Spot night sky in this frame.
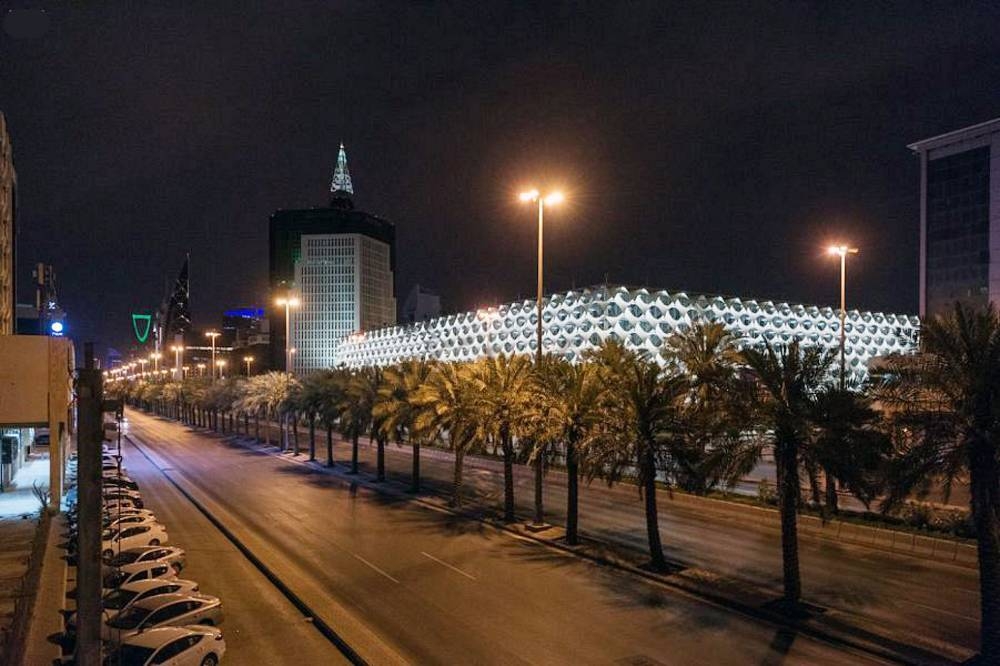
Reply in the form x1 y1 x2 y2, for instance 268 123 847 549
3 2 1000 355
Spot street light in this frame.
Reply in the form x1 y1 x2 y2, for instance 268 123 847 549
519 187 564 528
215 359 227 380
196 363 207 377
827 244 859 389
275 295 301 374
170 345 184 380
244 356 254 376
150 352 161 373
205 331 221 381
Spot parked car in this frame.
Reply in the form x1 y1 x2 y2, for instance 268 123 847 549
106 625 225 666
103 475 140 491
103 488 144 506
105 514 159 533
102 560 178 593
66 578 200 635
34 428 50 446
104 546 186 573
102 523 169 558
102 593 224 645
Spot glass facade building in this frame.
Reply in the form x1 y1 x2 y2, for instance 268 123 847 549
910 118 1000 317
333 285 919 378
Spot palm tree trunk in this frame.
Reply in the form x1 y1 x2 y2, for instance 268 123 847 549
254 412 261 443
308 415 316 461
533 441 545 525
326 426 334 466
566 439 579 545
775 437 802 604
452 448 465 508
376 435 385 482
824 471 839 514
350 432 359 474
502 431 515 522
971 437 1000 660
640 444 666 571
411 440 420 493
292 413 300 455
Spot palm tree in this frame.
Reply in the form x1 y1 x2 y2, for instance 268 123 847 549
529 356 605 545
297 372 331 461
373 360 434 492
726 340 835 607
588 339 689 572
238 372 299 449
471 355 535 522
333 369 366 473
412 362 480 508
876 302 1000 660
347 367 386 480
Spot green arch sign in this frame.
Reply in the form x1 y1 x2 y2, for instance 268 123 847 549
131 313 152 344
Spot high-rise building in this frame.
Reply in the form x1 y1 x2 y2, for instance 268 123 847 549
402 284 441 323
909 117 1000 317
268 143 396 372
0 113 16 336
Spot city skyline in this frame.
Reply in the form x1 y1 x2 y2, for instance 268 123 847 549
4 3 1000 354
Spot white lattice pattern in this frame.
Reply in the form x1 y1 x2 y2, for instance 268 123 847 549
333 286 920 375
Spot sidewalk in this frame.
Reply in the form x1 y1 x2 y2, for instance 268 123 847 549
19 514 68 666
0 453 51 519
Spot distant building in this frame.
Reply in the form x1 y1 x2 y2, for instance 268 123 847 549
0 113 16 336
15 303 38 335
223 307 271 374
909 118 1000 317
402 284 441 324
335 285 920 378
268 144 396 373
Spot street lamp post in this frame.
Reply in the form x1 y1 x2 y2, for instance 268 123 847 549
827 244 859 389
275 295 301 374
205 331 221 381
170 345 184 381
196 363 206 377
150 352 161 373
519 188 564 528
244 356 254 376
216 359 226 380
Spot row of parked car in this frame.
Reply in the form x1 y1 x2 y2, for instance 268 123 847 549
65 444 227 666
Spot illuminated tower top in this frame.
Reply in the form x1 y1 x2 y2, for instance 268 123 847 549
330 142 354 198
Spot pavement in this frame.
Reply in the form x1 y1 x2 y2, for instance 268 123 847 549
0 453 51 519
122 409 913 665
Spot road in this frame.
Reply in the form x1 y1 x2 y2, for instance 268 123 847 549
116 424 348 664
258 413 980 659
123 409 886 665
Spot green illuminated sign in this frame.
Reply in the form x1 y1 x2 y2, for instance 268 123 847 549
131 313 152 344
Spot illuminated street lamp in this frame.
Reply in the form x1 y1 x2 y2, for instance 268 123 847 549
196 363 207 377
150 352 162 373
205 331 221 381
518 187 564 528
827 244 859 389
138 359 148 376
170 345 184 380
275 295 301 374
182 365 190 379
244 355 255 376
215 359 227 380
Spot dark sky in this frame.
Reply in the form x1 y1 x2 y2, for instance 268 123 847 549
3 2 1000 354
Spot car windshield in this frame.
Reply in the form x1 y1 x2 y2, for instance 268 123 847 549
107 605 151 629
109 551 141 567
103 588 138 611
114 644 156 666
103 571 126 589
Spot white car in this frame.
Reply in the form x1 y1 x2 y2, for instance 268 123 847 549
102 523 169 559
102 593 224 645
67 578 200 635
104 546 186 574
103 496 142 511
105 513 158 533
108 625 225 666
102 560 178 593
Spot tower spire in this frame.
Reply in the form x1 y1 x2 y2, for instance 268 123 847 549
330 142 354 196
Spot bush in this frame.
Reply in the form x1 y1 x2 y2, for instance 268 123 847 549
757 479 776 506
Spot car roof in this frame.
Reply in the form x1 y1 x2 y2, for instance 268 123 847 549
115 559 175 575
122 625 218 649
131 592 217 611
119 578 196 593
119 545 180 556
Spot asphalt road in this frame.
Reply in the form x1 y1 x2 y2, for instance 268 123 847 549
262 415 980 658
116 426 348 665
123 410 886 665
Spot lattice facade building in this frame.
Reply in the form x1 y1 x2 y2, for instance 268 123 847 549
333 286 920 376
0 114 16 336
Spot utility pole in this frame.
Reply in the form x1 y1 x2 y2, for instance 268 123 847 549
76 343 103 666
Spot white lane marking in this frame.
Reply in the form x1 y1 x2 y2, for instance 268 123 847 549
420 551 476 581
352 553 400 584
